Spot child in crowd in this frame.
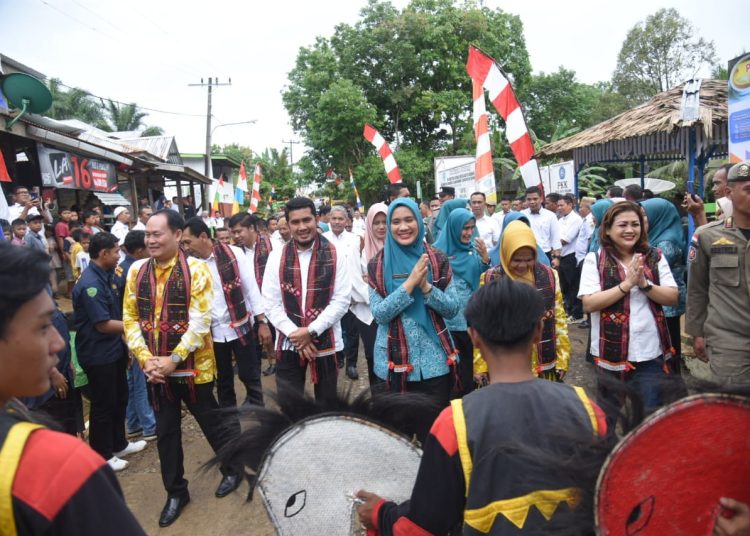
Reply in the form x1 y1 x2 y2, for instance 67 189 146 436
10 218 27 246
70 229 91 280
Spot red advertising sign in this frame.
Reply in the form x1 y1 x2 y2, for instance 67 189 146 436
37 144 118 192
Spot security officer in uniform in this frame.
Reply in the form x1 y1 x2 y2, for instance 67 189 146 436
686 160 750 385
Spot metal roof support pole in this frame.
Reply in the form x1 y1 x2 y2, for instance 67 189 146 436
687 128 698 244
639 155 646 189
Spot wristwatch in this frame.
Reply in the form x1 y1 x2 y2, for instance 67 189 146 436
639 280 654 292
255 316 269 325
170 353 182 363
308 327 319 339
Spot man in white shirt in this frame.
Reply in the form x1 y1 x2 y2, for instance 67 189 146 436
180 217 271 408
522 186 561 268
556 194 584 321
8 185 52 224
110 207 131 245
574 197 596 328
351 210 366 236
470 192 501 250
132 206 152 231
492 196 513 229
262 197 350 404
324 206 364 380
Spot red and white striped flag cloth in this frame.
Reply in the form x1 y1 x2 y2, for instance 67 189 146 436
363 124 402 184
471 77 497 203
250 164 262 213
466 46 541 189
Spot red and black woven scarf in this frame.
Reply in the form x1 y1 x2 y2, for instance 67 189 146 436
368 245 458 392
597 247 673 371
485 263 557 372
254 234 273 289
278 234 337 365
213 242 251 345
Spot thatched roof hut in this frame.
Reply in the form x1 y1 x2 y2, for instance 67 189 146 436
538 79 728 166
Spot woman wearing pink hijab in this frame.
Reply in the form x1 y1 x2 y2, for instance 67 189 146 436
353 202 388 390
364 202 388 263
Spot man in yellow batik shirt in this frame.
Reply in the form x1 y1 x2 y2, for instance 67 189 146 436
122 210 241 528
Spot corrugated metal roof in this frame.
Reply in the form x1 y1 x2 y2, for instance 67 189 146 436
116 136 182 164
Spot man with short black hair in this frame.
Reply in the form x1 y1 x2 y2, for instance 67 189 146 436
263 197 350 403
623 184 643 202
606 185 623 199
356 277 605 534
522 186 561 267
318 204 332 232
123 209 242 526
556 194 583 322
386 182 411 204
492 195 513 227
215 227 231 245
181 217 270 408
470 192 501 249
133 205 153 231
545 192 561 215
8 185 52 223
74 232 146 472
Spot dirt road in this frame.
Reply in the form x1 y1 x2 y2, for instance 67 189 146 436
118 324 598 535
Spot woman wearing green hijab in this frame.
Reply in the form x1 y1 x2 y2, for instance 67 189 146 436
433 208 490 396
368 199 460 422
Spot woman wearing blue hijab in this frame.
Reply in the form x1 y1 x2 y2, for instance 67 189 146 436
641 198 687 378
588 199 614 252
488 211 550 267
431 198 468 240
433 208 490 396
367 198 459 418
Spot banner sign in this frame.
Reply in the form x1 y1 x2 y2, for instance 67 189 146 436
37 144 118 192
547 161 575 195
729 53 750 163
434 156 476 199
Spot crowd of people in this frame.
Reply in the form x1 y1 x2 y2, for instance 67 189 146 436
2 161 750 534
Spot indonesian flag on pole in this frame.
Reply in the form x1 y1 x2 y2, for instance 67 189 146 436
250 164 262 213
466 46 541 189
0 148 11 182
363 124 402 184
471 77 497 204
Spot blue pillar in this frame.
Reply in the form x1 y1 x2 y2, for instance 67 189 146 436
687 128 697 242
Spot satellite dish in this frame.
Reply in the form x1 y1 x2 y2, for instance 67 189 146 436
1 72 53 130
615 177 676 194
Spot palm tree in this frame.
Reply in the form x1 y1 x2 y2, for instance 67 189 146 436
99 99 164 136
46 78 105 125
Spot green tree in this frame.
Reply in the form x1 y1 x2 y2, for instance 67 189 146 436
282 0 532 197
612 8 717 106
46 78 105 125
99 99 164 136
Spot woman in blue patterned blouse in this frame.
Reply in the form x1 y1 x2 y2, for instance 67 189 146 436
367 198 460 414
433 208 490 397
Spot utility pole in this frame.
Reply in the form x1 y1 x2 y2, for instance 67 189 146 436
282 139 301 188
189 77 232 179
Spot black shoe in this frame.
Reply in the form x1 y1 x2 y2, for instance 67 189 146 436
578 320 590 329
159 494 190 527
262 364 276 376
215 474 241 498
346 365 359 380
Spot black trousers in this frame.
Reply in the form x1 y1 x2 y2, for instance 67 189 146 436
341 311 360 368
83 354 129 460
402 373 452 443
356 318 378 388
276 350 339 404
150 380 239 497
214 336 263 407
450 331 475 398
559 253 582 319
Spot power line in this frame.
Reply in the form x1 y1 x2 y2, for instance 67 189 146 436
56 81 206 117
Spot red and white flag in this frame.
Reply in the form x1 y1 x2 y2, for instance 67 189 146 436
471 77 497 203
363 124 401 184
466 46 540 189
250 164 262 213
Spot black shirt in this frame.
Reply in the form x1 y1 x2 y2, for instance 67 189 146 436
72 261 124 367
